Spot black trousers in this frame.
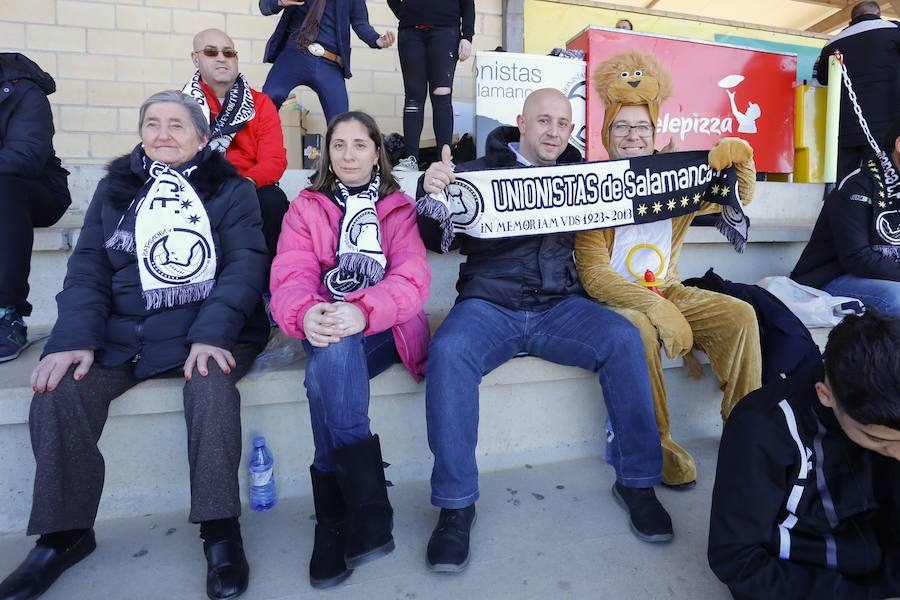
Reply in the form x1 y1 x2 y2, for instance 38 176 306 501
27 343 260 535
0 175 69 316
398 26 459 159
257 184 289 266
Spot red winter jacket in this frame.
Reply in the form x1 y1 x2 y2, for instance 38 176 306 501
200 80 287 188
270 189 431 381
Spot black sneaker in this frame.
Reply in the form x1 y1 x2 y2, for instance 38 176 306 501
0 307 27 363
612 482 673 543
426 505 476 573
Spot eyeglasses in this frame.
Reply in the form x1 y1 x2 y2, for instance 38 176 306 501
198 47 238 58
611 123 654 137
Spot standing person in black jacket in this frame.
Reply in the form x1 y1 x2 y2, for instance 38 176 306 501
708 310 900 599
791 118 900 315
388 0 475 172
415 89 670 572
0 53 71 363
0 91 269 600
815 1 900 180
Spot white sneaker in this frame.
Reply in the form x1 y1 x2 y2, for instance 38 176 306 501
394 156 419 172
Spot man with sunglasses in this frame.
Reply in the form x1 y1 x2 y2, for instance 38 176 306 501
185 28 289 267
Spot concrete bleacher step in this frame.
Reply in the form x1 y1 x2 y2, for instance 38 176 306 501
0 456 731 600
1 329 737 534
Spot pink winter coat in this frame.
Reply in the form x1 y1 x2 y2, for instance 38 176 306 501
270 188 430 381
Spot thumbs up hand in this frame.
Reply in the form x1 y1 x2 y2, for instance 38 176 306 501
422 145 455 195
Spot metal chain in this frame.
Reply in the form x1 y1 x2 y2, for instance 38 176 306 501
837 57 883 156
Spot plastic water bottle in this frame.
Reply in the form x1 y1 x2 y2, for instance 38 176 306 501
248 436 276 512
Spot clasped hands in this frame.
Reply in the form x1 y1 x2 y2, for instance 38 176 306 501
303 301 367 348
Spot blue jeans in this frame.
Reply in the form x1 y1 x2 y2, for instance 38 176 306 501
303 330 400 471
426 297 662 509
262 45 348 122
823 273 900 315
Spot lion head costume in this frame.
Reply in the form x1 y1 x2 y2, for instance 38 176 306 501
592 49 672 153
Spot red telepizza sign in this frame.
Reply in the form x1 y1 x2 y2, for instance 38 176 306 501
568 27 797 173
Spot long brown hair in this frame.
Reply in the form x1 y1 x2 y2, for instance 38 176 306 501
308 111 401 199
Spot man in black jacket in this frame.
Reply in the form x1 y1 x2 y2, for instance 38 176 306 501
708 311 900 599
791 118 900 315
815 1 900 180
0 53 71 362
417 88 669 572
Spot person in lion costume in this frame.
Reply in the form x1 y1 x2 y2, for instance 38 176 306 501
575 49 762 488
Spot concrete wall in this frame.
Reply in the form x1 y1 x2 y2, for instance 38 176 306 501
0 0 504 166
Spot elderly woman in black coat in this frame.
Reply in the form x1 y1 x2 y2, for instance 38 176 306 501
0 90 269 600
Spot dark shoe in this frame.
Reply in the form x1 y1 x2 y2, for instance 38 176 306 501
612 482 674 543
205 539 249 600
0 529 96 600
309 466 353 588
0 308 27 363
426 505 476 573
333 435 394 569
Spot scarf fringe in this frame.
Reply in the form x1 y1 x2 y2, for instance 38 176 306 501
143 280 215 310
875 245 900 260
715 216 747 254
338 252 385 285
416 194 455 253
104 229 136 254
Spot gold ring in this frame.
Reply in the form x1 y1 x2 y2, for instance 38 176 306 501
625 243 666 282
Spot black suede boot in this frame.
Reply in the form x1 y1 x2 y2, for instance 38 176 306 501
309 466 353 588
332 435 395 569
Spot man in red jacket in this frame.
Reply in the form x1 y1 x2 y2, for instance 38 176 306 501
185 28 289 264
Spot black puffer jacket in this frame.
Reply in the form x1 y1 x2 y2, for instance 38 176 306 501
44 147 270 379
417 126 585 311
0 53 70 212
791 164 900 289
816 14 900 147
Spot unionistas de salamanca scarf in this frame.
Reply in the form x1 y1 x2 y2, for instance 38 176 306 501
105 146 218 310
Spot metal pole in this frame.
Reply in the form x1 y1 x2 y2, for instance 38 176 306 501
823 52 843 183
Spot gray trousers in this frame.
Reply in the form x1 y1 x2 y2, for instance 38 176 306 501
26 344 259 535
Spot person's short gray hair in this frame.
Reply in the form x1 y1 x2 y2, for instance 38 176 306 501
138 90 210 140
852 1 880 19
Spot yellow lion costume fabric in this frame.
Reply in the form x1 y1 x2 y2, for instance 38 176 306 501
575 50 762 487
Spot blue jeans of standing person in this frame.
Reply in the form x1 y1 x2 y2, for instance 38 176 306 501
823 273 900 315
426 297 662 509
303 330 401 472
262 45 348 123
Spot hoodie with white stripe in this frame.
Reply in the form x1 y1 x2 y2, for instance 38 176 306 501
708 366 900 599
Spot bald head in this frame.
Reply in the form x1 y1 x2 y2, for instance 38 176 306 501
191 28 239 96
193 28 234 51
516 87 574 166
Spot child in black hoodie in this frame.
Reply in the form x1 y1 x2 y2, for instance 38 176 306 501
709 310 900 599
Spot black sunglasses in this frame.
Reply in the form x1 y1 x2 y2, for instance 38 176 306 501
199 47 238 58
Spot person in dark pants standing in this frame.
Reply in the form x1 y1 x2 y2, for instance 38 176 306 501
259 0 395 123
815 1 900 181
0 53 71 363
388 0 475 172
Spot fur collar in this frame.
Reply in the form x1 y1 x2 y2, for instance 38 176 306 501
103 147 240 208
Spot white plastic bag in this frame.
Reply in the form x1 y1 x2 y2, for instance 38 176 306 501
755 276 864 327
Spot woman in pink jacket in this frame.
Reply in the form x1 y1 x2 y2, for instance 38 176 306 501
269 111 430 589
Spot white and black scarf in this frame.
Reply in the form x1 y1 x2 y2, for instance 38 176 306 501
106 147 218 310
322 174 386 300
417 150 748 253
182 70 255 153
864 153 900 258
